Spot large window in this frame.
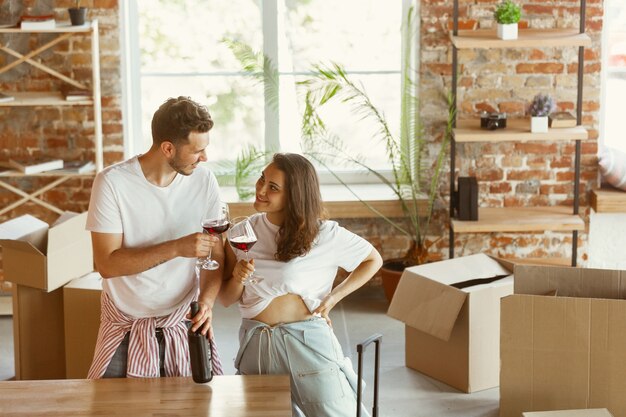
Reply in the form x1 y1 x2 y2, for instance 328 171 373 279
601 0 626 153
123 0 407 177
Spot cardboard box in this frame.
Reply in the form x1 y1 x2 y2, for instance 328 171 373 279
0 212 93 292
501 265 626 417
523 409 614 417
63 272 102 379
12 284 66 380
387 253 514 392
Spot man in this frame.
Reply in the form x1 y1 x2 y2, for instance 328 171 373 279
86 96 223 378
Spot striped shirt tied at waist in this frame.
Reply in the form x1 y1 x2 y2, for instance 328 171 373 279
88 291 223 379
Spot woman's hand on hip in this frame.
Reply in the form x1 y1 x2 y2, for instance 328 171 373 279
313 294 338 327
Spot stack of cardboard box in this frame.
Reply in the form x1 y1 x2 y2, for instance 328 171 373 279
0 212 96 380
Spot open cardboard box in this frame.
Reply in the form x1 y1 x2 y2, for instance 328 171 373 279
0 212 93 292
501 265 626 417
64 272 102 379
12 283 66 380
387 253 514 392
523 409 614 417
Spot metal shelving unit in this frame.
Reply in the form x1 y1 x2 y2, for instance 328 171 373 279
448 2 589 266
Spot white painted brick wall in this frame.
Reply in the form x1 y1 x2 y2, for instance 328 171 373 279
588 210 626 270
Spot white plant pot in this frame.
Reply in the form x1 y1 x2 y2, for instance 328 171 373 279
531 116 549 133
497 23 518 40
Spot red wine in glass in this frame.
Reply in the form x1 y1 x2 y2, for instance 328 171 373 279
229 236 257 252
200 202 229 271
202 220 230 235
227 216 263 285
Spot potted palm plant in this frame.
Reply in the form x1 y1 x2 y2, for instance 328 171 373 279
494 0 521 40
225 7 453 301
299 7 454 301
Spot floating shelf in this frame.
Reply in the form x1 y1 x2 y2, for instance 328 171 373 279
450 29 592 49
453 119 588 142
452 206 584 233
0 22 92 34
0 92 93 107
590 187 626 213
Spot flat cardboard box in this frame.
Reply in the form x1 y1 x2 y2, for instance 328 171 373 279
63 272 102 379
523 409 614 417
0 212 93 292
387 253 514 392
501 265 626 417
12 284 65 380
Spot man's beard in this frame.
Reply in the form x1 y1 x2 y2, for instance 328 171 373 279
168 156 193 176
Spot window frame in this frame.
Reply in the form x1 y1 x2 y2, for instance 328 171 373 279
120 0 416 185
599 0 626 154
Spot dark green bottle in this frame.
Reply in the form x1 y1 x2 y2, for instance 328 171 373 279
188 301 212 383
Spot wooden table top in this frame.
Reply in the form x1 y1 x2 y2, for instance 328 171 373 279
0 375 291 416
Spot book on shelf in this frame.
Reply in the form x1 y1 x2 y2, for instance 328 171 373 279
549 111 577 128
0 161 16 174
20 14 56 30
0 93 14 103
8 157 64 174
52 160 96 174
60 85 92 101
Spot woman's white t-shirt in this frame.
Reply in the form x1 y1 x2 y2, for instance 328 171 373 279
234 213 374 318
86 156 221 318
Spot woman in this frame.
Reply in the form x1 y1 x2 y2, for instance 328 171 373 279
220 153 383 417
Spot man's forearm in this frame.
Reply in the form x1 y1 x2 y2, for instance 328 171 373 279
98 240 178 278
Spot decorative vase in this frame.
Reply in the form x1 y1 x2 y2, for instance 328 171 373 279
68 7 87 26
530 116 549 133
497 23 518 40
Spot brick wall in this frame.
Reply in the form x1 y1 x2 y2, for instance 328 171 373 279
0 1 603 288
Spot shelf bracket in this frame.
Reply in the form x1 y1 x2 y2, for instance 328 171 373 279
0 33 87 89
0 176 71 215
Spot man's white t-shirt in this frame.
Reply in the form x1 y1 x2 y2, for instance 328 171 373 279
86 156 221 318
235 213 374 318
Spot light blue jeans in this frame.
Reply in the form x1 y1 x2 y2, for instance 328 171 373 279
235 317 369 417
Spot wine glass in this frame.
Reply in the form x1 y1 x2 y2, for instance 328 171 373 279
200 202 230 270
227 216 263 285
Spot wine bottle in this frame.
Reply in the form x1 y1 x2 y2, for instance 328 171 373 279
188 301 213 383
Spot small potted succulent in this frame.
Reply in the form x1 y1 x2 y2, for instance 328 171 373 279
528 93 556 133
494 0 521 40
68 0 87 26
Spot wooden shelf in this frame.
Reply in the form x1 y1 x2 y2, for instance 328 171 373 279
0 92 93 106
453 119 588 142
0 170 95 178
452 206 584 233
0 20 102 216
0 22 92 34
450 29 591 49
591 186 626 213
